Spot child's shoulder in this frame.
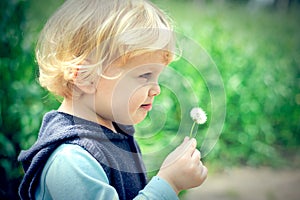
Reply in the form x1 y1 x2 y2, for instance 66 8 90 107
47 144 99 167
42 143 109 181
36 144 111 199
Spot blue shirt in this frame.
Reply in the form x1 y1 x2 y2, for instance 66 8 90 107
35 144 178 200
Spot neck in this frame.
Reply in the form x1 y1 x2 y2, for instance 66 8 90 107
58 98 116 132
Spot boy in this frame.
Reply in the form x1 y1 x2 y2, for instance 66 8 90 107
18 0 207 199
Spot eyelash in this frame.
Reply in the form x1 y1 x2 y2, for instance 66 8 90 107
139 72 152 80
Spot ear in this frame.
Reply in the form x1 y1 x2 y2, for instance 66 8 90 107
72 58 97 95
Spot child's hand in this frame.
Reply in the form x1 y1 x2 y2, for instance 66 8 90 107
157 137 208 194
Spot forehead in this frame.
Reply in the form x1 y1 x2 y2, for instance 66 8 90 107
102 50 169 78
123 51 168 70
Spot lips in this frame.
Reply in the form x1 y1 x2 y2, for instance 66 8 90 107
141 103 152 111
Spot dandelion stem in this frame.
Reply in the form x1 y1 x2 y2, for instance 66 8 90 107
189 121 196 138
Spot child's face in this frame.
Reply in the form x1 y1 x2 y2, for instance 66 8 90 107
93 51 167 125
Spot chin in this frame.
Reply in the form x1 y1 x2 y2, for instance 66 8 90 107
112 108 148 125
114 115 147 126
133 114 148 125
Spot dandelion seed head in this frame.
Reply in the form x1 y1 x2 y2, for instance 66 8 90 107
190 107 207 124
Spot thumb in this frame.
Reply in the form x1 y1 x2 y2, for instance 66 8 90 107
183 138 197 156
183 136 190 143
177 137 190 149
177 137 191 150
173 137 196 159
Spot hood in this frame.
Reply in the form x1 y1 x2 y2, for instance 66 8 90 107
17 110 135 200
19 111 135 163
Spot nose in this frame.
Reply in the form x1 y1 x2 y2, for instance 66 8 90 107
149 83 161 97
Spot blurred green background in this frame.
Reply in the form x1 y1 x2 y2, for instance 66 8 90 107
1 0 299 199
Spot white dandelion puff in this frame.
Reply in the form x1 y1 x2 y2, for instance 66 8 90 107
189 107 207 138
190 107 207 124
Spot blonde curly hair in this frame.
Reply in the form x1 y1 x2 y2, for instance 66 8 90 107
36 0 175 98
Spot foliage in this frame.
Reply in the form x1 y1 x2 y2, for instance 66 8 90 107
1 0 300 199
142 0 300 169
0 1 36 199
0 0 61 199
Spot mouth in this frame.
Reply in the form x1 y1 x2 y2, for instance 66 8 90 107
141 103 152 111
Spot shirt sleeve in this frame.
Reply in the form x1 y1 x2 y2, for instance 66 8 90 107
36 144 118 200
135 176 179 200
37 144 178 200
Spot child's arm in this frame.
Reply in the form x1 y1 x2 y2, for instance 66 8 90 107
38 144 183 200
157 137 208 194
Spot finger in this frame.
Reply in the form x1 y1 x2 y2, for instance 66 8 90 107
185 138 197 156
181 136 189 145
176 137 191 151
191 149 201 162
175 138 196 159
200 165 208 180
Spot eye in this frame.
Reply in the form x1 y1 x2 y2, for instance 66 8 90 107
139 72 152 80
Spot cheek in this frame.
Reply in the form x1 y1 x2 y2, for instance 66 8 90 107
106 81 137 120
111 87 148 124
112 87 147 115
128 88 148 110
96 76 149 124
111 78 147 108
